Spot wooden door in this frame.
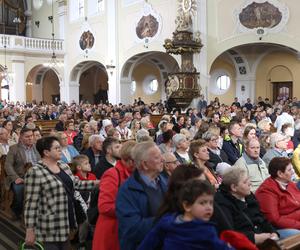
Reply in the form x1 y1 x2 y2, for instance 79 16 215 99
272 82 293 101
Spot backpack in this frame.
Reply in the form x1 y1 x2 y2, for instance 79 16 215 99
87 167 121 225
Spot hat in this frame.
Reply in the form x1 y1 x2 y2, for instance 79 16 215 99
102 119 112 128
270 132 289 148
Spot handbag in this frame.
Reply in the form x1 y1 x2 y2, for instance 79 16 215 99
44 165 87 225
20 241 44 250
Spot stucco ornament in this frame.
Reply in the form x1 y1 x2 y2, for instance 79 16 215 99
234 0 289 36
176 0 197 32
135 2 162 43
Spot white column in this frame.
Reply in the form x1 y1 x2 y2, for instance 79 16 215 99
106 0 119 104
57 0 67 40
11 58 25 103
68 81 80 104
120 78 132 105
25 0 32 37
235 75 256 105
191 0 208 107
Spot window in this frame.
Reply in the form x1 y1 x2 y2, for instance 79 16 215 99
149 79 158 92
79 0 85 17
131 80 136 93
216 75 230 90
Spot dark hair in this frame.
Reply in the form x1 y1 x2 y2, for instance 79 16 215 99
162 129 173 143
25 115 33 122
36 136 59 158
2 120 12 128
269 157 291 178
228 121 240 134
20 127 33 135
243 125 256 140
281 123 292 133
179 179 215 212
156 164 204 219
102 136 120 155
188 139 206 161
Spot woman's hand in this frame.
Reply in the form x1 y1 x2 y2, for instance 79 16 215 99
254 233 271 244
25 228 35 246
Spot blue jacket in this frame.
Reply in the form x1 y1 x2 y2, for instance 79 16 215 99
222 138 243 165
116 170 168 250
137 213 234 250
60 145 79 164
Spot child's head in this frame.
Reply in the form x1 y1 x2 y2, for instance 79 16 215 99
179 179 215 221
72 154 91 174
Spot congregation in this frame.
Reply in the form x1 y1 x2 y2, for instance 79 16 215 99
1 95 300 250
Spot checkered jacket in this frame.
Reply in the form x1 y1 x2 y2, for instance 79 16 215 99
24 161 96 243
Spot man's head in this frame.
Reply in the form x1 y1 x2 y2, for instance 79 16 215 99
228 121 242 139
132 141 163 178
270 133 288 150
245 138 260 160
102 119 113 133
102 137 122 159
20 128 34 147
162 152 179 176
212 113 220 124
0 128 8 143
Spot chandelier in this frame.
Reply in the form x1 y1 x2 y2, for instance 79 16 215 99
43 0 63 68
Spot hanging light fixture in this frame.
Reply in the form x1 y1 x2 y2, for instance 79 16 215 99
43 0 63 68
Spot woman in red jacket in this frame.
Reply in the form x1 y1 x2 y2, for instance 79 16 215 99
255 157 300 238
92 140 137 250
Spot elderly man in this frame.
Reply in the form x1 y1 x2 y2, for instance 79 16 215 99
263 133 289 167
116 141 167 250
99 119 114 140
222 121 243 165
83 134 104 174
234 138 269 192
4 127 41 220
162 152 179 178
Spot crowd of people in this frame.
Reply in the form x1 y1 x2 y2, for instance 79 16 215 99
1 95 300 249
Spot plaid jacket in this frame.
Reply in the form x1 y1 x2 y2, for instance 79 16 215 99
24 161 96 242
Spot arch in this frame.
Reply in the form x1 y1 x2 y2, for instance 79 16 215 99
26 65 61 104
120 51 180 104
208 39 299 72
69 60 108 104
268 65 294 82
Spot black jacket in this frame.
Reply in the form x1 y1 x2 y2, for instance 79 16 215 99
222 139 243 165
213 186 275 242
208 148 230 171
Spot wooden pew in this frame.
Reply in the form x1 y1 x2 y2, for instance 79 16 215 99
150 114 165 128
34 120 58 136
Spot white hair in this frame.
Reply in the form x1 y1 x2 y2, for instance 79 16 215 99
88 134 103 147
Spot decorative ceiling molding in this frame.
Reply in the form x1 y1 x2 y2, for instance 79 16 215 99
234 0 289 36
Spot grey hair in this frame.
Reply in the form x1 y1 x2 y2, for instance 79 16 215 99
132 141 156 169
202 131 216 142
88 134 103 147
136 129 150 143
222 167 247 191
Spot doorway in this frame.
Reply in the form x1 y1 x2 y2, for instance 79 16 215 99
272 82 293 101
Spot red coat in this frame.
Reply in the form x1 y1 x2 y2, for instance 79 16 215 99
255 177 300 229
92 160 132 250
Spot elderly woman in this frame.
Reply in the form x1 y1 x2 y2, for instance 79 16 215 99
158 129 175 154
213 167 279 245
202 131 230 171
256 157 300 238
262 133 289 167
24 136 98 249
92 140 137 250
189 139 220 187
56 132 79 164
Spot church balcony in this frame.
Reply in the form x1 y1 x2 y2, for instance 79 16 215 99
0 35 64 55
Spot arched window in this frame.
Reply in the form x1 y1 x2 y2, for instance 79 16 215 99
149 79 158 93
131 80 136 94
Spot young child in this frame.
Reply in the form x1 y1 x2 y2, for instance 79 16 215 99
137 179 234 250
72 155 97 250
